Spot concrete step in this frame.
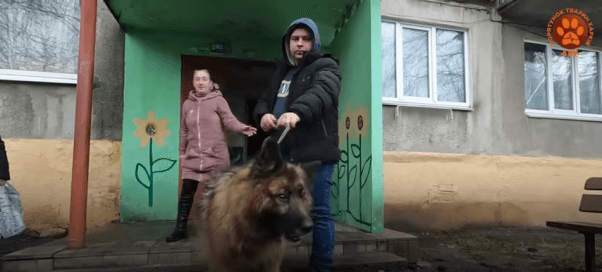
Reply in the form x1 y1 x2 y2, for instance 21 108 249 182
45 252 408 272
282 252 409 272
1 224 418 271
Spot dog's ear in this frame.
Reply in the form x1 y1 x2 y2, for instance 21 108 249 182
251 137 284 178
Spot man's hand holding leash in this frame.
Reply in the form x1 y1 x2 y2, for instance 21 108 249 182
260 114 277 132
276 112 300 129
260 112 299 146
260 112 300 132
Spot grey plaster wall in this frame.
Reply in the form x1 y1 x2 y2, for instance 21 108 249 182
0 0 124 140
497 24 602 158
382 0 507 155
91 0 125 140
381 0 602 159
0 82 75 139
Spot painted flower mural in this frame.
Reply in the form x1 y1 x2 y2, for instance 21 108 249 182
133 110 177 207
338 102 370 140
334 102 372 229
338 102 355 143
355 103 370 138
133 110 170 148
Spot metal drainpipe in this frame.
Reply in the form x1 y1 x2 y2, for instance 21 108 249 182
68 0 97 250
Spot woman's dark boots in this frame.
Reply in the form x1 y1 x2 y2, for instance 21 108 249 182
165 179 199 243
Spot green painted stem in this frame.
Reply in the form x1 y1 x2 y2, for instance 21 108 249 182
359 136 362 222
149 138 153 207
346 133 350 223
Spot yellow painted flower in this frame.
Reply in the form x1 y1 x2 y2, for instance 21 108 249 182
339 102 370 140
354 103 370 138
339 102 354 139
133 110 170 148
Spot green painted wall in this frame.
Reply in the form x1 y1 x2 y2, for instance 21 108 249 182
369 0 384 234
120 31 280 221
329 0 383 233
104 0 349 46
118 2 384 230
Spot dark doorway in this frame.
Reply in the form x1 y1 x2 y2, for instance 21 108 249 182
180 55 276 163
246 99 271 159
180 55 275 220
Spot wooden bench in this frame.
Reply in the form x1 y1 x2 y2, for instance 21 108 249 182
547 177 602 272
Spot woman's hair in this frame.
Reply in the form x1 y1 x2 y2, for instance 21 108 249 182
194 69 219 91
194 69 211 78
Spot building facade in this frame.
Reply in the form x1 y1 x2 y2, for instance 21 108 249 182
382 0 602 230
2 0 601 234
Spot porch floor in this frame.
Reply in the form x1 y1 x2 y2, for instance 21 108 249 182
0 221 418 271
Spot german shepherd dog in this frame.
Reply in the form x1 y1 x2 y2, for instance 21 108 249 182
199 136 319 272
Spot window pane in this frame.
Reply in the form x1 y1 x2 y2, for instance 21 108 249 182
382 22 396 98
0 0 80 74
578 51 601 114
436 29 465 102
402 28 429 98
552 49 574 110
524 43 548 110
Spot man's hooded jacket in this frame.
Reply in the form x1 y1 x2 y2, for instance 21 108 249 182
253 18 342 164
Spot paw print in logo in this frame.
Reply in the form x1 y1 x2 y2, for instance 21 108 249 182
557 18 584 45
553 14 588 50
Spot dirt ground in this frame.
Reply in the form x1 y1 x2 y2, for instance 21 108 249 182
1 226 601 272
405 225 601 272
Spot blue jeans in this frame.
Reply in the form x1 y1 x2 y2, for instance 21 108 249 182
309 163 336 272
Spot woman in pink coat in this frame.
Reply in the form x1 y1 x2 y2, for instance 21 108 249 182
166 69 257 243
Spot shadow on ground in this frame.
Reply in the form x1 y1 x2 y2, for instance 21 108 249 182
0 229 58 257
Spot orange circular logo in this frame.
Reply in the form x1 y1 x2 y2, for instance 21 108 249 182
553 14 589 49
547 9 593 51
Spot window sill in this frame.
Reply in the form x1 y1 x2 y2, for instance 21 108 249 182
382 100 473 111
0 69 77 84
525 111 602 123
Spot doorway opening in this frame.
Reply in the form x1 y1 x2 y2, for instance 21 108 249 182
180 55 276 164
180 55 276 220
245 98 271 159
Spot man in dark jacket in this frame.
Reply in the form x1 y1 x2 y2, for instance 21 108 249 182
253 18 341 272
0 134 10 186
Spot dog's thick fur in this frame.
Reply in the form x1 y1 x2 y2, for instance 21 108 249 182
199 137 319 272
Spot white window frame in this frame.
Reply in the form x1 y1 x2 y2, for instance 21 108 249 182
0 69 77 84
524 40 602 122
381 20 472 111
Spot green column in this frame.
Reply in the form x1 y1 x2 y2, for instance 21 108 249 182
329 0 383 233
120 33 182 221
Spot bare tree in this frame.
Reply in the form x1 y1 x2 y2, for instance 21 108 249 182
0 0 80 74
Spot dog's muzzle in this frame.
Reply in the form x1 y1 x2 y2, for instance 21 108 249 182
285 218 313 242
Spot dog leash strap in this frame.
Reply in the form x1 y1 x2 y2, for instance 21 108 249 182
277 126 291 145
